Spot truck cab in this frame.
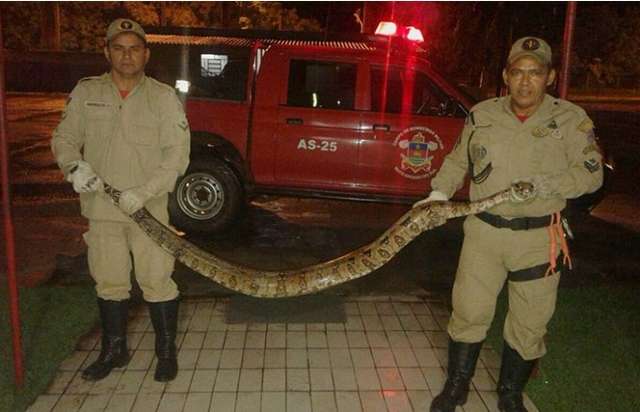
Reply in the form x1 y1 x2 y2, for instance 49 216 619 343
147 24 474 234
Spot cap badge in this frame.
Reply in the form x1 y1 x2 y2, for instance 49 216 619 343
523 38 540 51
120 20 133 29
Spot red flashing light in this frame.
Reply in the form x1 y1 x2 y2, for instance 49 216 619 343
375 21 424 43
405 26 424 43
375 21 398 37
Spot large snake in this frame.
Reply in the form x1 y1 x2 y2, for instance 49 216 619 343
104 182 535 298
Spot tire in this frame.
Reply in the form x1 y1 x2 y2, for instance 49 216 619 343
169 158 244 234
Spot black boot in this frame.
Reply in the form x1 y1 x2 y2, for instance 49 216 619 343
82 298 130 381
148 298 179 382
497 342 536 412
430 339 483 412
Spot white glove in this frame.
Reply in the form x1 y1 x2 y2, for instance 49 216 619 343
66 160 103 193
412 190 448 208
118 187 153 215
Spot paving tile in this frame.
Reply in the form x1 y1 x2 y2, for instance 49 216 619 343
399 368 429 390
335 391 362 412
326 331 348 348
392 346 419 367
27 395 60 412
410 302 430 315
247 322 267 331
52 394 85 412
182 331 206 349
286 331 307 348
183 392 212 412
377 367 405 390
398 315 422 331
380 315 403 331
210 392 236 412
477 391 499 412
114 370 146 394
104 393 136 412
208 316 227 331
265 331 286 348
267 323 286 331
286 348 308 368
311 391 337 412
224 331 247 348
329 348 353 368
472 368 496 391
213 369 240 392
165 368 194 393
177 348 200 370
78 394 110 412
286 368 310 391
460 390 488 412
309 368 334 391
407 390 433 411
413 347 441 367
307 322 326 331
346 331 368 348
262 368 286 391
479 348 501 369
359 390 387 412
77 332 100 351
80 351 100 370
308 348 331 368
372 348 397 367
196 349 221 369
59 351 91 372
286 391 312 412
235 392 261 412
382 390 413 412
156 393 187 412
354 368 380 390
238 369 263 391
361 315 384 331
406 331 431 348
422 367 446 393
307 331 328 348
245 331 266 348
261 392 285 412
127 350 154 370
190 369 217 392
358 302 377 315
126 333 144 351
344 316 364 331
130 392 162 412
350 348 374 368
242 348 265 368
366 331 390 348
392 302 412 315
287 323 306 331
202 331 226 349
219 349 243 369
331 368 357 391
90 369 122 394
375 302 396 315
46 370 75 394
264 349 286 368
325 322 345 331
344 302 360 315
138 370 166 394
189 314 212 332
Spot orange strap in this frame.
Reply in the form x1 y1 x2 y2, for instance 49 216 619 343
545 212 572 277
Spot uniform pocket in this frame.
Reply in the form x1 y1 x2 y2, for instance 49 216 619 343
129 121 157 146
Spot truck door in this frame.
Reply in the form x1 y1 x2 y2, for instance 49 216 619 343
358 65 467 197
273 59 361 191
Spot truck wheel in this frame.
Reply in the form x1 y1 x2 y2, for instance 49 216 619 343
169 158 243 234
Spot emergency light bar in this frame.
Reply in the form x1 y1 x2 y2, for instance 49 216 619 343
375 21 424 43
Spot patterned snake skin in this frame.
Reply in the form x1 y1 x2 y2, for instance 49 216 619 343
104 182 534 298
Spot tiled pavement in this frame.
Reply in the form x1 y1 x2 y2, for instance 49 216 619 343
27 294 538 412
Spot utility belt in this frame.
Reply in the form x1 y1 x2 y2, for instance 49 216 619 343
476 212 559 231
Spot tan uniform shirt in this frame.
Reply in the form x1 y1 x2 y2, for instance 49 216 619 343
52 73 190 222
431 94 603 217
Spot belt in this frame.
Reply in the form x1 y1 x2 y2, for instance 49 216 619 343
476 212 554 231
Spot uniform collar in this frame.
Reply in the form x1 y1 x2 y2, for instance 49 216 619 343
105 72 147 99
502 94 555 125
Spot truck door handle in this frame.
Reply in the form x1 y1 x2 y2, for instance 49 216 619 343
286 118 303 125
373 124 390 131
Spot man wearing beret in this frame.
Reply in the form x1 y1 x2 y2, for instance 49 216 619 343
415 37 603 411
51 18 190 382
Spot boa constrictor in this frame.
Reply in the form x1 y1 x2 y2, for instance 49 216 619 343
104 182 535 298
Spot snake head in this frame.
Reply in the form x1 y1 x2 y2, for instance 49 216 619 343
510 181 536 203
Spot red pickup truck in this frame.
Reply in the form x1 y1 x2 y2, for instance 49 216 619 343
147 25 475 234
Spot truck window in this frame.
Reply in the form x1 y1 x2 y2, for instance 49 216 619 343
287 60 357 110
371 66 462 117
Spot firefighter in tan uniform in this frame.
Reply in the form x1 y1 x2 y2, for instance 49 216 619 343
51 19 190 382
417 37 603 412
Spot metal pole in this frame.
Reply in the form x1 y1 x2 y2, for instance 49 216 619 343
558 1 577 99
0 13 25 388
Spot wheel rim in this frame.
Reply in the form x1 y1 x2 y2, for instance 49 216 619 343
176 172 225 220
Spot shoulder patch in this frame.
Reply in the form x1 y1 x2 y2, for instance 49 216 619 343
578 118 594 132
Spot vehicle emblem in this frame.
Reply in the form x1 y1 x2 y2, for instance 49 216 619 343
393 127 443 179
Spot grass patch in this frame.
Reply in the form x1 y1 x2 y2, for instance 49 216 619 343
487 283 640 412
0 285 97 412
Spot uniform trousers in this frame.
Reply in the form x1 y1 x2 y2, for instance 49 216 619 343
448 215 561 360
83 219 178 303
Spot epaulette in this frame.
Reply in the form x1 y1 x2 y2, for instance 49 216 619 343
77 75 103 83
